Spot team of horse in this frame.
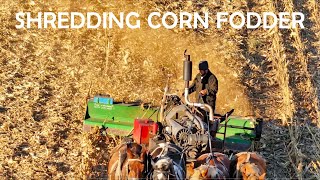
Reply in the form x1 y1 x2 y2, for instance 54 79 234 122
107 142 148 179
107 141 267 180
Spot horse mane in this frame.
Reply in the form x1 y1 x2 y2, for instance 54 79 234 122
242 163 261 175
232 152 266 179
192 153 229 179
149 142 184 161
109 142 128 155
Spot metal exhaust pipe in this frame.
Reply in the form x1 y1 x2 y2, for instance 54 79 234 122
183 51 214 122
183 50 215 154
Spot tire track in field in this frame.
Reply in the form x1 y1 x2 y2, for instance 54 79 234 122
236 0 293 178
238 0 283 120
275 0 318 123
295 0 320 124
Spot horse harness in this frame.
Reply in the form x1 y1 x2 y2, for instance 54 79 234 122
110 144 147 180
205 153 229 178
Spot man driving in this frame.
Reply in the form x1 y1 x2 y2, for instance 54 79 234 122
188 60 218 114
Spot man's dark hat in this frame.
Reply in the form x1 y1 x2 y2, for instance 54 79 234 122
199 60 209 70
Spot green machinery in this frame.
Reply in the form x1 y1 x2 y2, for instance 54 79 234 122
83 51 263 154
84 97 158 134
83 95 262 152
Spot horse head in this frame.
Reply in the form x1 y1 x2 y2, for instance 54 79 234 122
152 157 174 180
234 152 267 180
150 142 185 180
126 145 146 179
188 153 230 179
240 163 266 180
190 164 222 179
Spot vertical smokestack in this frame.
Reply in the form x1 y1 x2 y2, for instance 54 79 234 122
183 51 214 122
183 54 192 84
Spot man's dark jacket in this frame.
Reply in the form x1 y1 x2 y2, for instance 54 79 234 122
188 70 218 112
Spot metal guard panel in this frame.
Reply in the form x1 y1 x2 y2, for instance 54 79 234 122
86 100 158 123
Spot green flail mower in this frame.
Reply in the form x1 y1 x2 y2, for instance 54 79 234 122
84 95 262 152
83 52 263 159
83 96 158 135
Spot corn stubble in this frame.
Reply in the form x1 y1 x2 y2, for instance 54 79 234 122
0 0 319 179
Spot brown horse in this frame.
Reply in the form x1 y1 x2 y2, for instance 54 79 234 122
108 142 147 180
187 152 230 179
230 152 266 180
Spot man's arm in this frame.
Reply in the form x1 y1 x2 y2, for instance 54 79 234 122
207 75 218 96
188 76 197 94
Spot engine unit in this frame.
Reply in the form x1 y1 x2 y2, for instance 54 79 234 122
163 104 209 159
